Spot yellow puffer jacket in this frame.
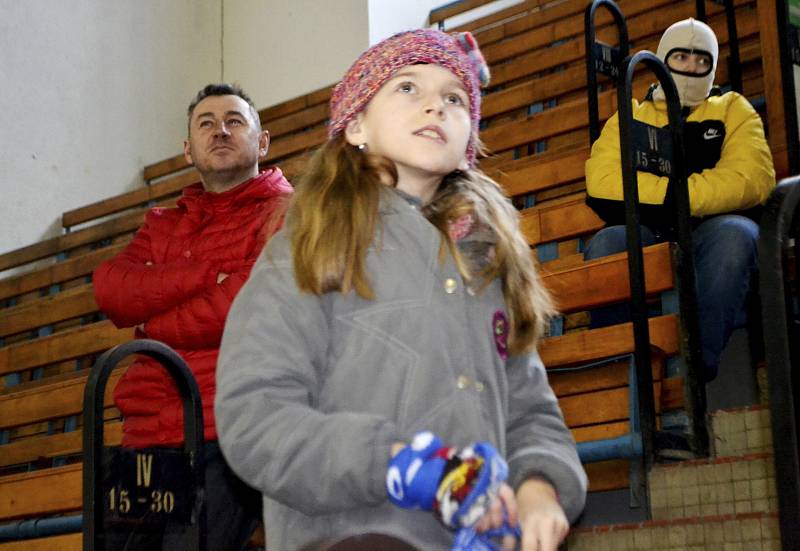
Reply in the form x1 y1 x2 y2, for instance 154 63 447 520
585 91 775 232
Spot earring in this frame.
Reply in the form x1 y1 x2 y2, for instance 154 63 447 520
358 143 367 151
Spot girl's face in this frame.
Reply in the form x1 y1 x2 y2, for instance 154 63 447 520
345 64 472 202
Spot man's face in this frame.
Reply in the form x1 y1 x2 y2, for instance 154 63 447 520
666 49 714 76
184 95 268 181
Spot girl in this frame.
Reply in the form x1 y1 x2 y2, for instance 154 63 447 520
215 29 587 551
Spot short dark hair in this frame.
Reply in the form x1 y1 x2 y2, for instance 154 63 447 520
187 83 261 134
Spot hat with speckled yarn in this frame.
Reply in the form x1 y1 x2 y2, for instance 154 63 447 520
328 29 490 166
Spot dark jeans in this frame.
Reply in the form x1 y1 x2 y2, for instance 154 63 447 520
583 214 759 380
104 441 262 551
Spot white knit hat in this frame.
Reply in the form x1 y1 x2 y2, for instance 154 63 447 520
653 18 719 107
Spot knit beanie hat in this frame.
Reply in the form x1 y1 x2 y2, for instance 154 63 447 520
653 18 718 107
328 29 491 166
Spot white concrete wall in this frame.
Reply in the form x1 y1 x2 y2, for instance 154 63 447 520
222 0 370 110
0 0 222 257
222 0 523 113
0 0 522 259
367 0 523 44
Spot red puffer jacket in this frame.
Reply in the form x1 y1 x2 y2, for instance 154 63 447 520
93 168 293 448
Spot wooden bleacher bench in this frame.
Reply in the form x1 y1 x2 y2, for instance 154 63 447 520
0 200 680 541
54 0 758 242
0 0 769 547
0 244 125 307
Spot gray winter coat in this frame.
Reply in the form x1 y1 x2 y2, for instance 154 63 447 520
215 189 587 550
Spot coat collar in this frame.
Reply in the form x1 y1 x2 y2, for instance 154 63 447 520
178 167 293 212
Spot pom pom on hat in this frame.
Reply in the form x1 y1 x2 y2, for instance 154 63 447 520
328 29 490 166
455 32 490 88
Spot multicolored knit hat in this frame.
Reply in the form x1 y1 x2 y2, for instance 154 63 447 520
328 29 491 166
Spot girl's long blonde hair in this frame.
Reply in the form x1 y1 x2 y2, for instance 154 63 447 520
287 136 553 354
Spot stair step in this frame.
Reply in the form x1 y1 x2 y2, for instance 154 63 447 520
649 452 777 520
566 511 780 550
711 405 773 458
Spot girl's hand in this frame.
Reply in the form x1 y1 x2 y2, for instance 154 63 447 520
473 482 517 535
516 477 569 551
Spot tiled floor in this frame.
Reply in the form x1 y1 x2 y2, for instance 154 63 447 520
712 406 773 457
648 453 778 519
566 512 780 550
566 406 783 550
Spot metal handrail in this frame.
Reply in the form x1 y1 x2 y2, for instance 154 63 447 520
759 177 800 550
584 0 629 145
82 339 206 551
617 51 709 467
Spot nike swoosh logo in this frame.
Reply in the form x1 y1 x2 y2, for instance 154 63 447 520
703 129 720 140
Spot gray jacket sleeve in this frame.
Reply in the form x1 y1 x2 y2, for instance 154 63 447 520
504 352 588 523
214 234 400 516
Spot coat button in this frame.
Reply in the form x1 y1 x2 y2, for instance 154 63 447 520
183 250 191 258
474 381 485 392
456 375 470 390
444 278 457 294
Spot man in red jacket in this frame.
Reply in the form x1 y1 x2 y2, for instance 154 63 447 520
94 83 293 550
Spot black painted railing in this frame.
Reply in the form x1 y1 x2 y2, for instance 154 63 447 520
83 339 206 551
759 176 800 551
616 51 709 468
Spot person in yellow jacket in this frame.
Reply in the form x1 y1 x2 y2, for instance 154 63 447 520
584 18 776 380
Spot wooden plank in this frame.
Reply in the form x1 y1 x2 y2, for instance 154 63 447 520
452 0 548 34
265 125 328 164
0 321 132 376
141 154 190 184
548 353 665 398
539 314 679 368
268 102 329 138
563 379 684 493
757 0 790 179
0 464 82 520
0 240 61 277
489 147 589 198
260 95 310 123
544 242 674 313
0 368 123 430
0 244 124 303
480 34 760 127
560 377 682 431
520 196 604 246
488 0 757 89
572 420 628 444
482 63 587 119
0 532 81 551
429 0 495 25
560 381 667 428
0 211 145 273
63 169 197 229
0 422 122 469
661 376 685 411
481 77 651 155
305 87 333 108
585 459 629 492
473 0 587 52
479 0 747 66
0 284 98 338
